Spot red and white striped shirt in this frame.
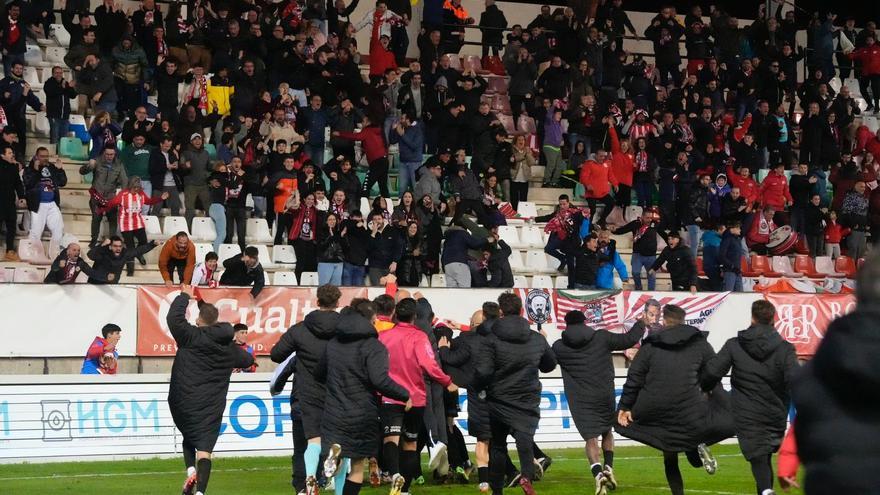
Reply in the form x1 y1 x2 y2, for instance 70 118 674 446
629 123 656 140
103 190 162 232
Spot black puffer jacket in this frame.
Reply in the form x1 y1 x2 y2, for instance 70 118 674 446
317 311 409 458
553 322 645 439
792 310 880 494
443 318 494 389
270 310 340 435
167 294 254 450
616 324 733 452
477 315 557 434
651 244 698 290
702 324 798 460
316 226 344 263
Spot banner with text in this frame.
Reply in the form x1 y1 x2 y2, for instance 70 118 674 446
619 291 731 332
136 287 368 356
763 292 856 356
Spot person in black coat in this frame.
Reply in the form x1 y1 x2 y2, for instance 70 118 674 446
791 255 880 494
570 234 608 290
218 247 265 297
87 235 158 284
270 285 341 494
166 288 254 495
553 311 645 493
316 301 410 494
617 305 734 495
701 300 798 495
477 293 556 494
478 0 507 57
650 232 699 292
42 67 77 144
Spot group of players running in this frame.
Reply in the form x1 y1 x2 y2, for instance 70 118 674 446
164 284 797 495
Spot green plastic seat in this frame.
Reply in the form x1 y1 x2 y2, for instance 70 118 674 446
59 137 88 161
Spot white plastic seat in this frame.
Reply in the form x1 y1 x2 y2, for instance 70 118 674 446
273 271 299 286
815 256 846 277
218 244 242 264
144 215 163 240
555 275 569 288
162 216 190 237
272 244 297 264
299 272 319 286
194 243 213 263
526 250 553 273
771 256 803 277
246 218 273 243
45 45 66 64
23 66 42 89
508 250 526 273
431 274 447 287
13 267 41 283
497 225 524 248
513 275 528 287
24 45 45 66
531 275 554 288
50 24 70 47
34 112 50 137
190 217 217 242
17 239 52 265
517 201 538 218
520 226 545 248
254 244 274 268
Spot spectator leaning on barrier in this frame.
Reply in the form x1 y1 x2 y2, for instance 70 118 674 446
87 235 159 284
192 251 220 287
159 231 196 286
45 242 98 284
219 245 265 298
81 323 122 375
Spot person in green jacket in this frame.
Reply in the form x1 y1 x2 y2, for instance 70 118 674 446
119 131 153 214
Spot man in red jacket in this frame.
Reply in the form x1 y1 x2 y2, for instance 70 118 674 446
333 115 390 198
848 34 880 112
759 163 792 222
379 298 457 495
579 148 619 228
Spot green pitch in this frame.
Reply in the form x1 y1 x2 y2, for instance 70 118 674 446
1 444 803 494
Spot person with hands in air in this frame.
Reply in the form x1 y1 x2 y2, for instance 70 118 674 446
579 145 619 228
87 234 159 284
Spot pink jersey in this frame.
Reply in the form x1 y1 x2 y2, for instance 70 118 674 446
378 322 452 407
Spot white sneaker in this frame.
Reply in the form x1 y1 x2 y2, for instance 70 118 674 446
697 443 717 475
479 481 490 493
323 443 342 478
594 473 608 495
428 442 448 471
603 466 618 490
389 473 405 495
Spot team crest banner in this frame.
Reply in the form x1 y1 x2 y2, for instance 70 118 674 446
515 288 556 325
763 292 856 356
136 286 368 356
553 290 620 330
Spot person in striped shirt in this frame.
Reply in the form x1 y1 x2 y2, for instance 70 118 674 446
98 176 168 275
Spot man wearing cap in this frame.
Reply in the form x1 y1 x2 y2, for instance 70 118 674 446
181 133 211 229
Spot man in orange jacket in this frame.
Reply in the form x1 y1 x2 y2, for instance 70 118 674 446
579 148 619 228
159 231 196 286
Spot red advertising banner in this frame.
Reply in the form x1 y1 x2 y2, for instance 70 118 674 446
764 293 856 356
136 286 368 356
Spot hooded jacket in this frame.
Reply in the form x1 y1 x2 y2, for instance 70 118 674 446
167 293 255 450
477 315 557 434
651 243 698 290
792 309 880 493
316 311 409 458
579 159 619 199
22 163 67 212
379 321 452 407
702 323 797 460
553 321 645 438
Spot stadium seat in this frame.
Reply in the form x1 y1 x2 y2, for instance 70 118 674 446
254 244 274 268
194 243 212 263
532 275 554 288
13 267 41 283
771 256 803 277
497 114 516 134
508 251 526 272
491 94 511 115
17 239 52 265
520 226 545 248
59 136 87 160
24 45 45 66
162 216 190 237
45 45 67 65
835 256 857 278
218 244 242 264
525 250 553 273
497 225 524 248
190 217 216 242
34 112 50 136
246 218 273 243
143 215 163 240
50 23 70 46
431 274 447 287
517 116 537 135
486 76 508 95
793 255 824 278
517 202 538 218
273 271 299 286
555 275 569 288
299 272 319 286
513 275 528 287
23 66 42 89
750 255 781 277
272 244 297 264
444 54 462 71
696 257 705 277
814 256 846 277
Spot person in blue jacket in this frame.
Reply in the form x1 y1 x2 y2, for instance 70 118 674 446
388 112 425 198
700 223 726 291
596 228 629 289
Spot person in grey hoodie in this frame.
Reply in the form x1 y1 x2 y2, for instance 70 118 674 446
180 133 211 229
414 161 443 205
388 112 424 198
448 163 489 225
80 147 128 246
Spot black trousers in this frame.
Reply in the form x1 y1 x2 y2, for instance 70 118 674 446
89 199 118 243
225 204 247 250
291 407 307 493
164 257 188 284
587 194 615 227
274 212 293 245
121 228 148 274
291 238 317 281
489 416 535 494
615 183 632 208
362 157 390 198
1 199 17 251
509 181 529 212
454 198 490 226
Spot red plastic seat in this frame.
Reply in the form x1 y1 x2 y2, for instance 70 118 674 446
794 255 824 278
751 255 782 277
835 256 857 278
741 257 762 277
696 257 706 277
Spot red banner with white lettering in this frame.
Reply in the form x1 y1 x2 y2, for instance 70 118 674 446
763 293 856 356
136 286 368 356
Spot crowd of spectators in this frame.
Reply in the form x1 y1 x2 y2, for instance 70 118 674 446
1 0 878 291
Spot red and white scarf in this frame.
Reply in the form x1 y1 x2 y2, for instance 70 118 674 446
186 74 208 111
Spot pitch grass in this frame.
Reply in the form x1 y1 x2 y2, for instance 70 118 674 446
1 444 803 495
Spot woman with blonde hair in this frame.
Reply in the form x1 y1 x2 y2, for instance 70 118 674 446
98 176 168 275
510 134 535 211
